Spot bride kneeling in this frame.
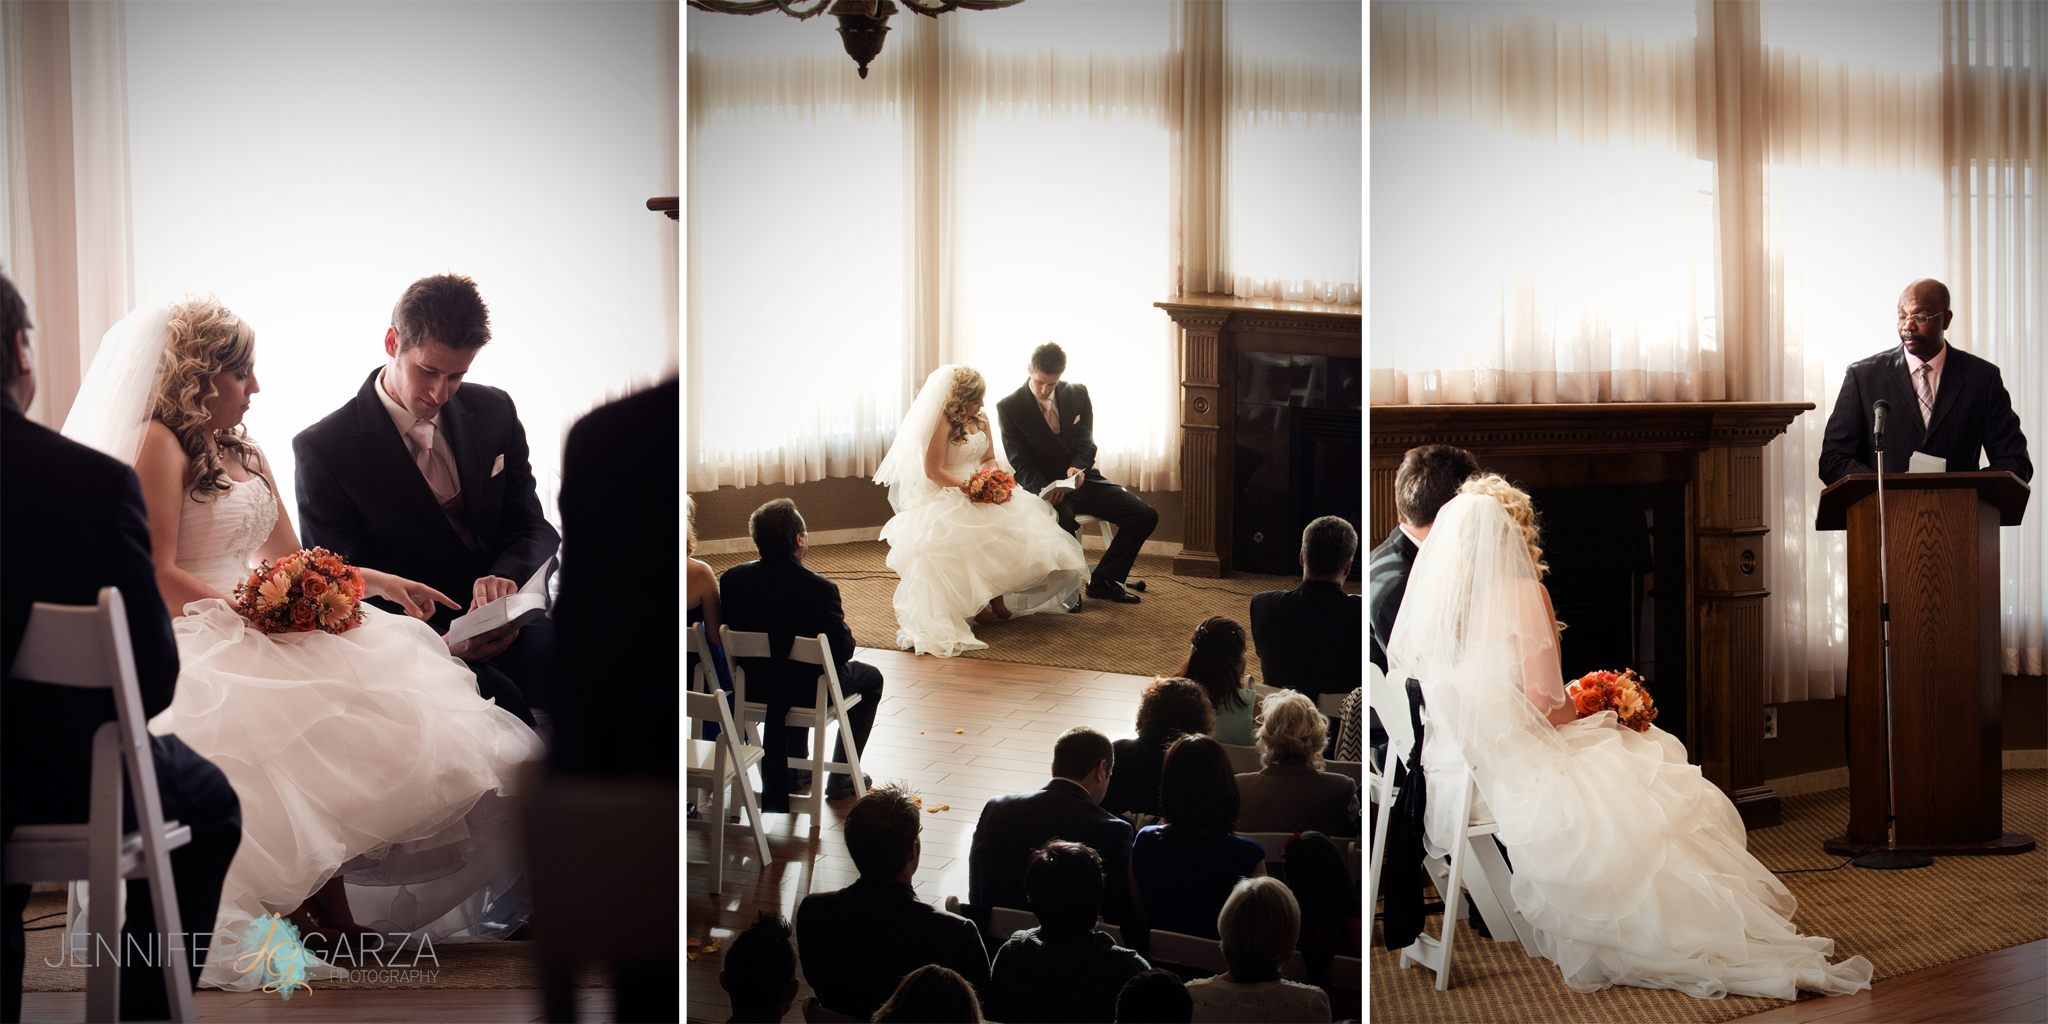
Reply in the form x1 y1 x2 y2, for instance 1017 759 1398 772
65 298 541 991
874 366 1085 658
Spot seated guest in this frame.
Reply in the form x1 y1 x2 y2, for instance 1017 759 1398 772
1128 735 1265 940
719 911 800 1024
720 498 883 810
1175 617 1259 745
685 496 732 726
1185 878 1332 1023
1234 690 1359 837
2 273 242 1023
1116 969 1195 1024
874 964 985 1023
1280 832 1362 993
797 785 988 1020
1103 679 1214 820
987 841 1151 1023
969 728 1137 934
1249 516 1362 701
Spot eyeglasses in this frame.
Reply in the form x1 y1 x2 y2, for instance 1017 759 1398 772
1896 311 1946 325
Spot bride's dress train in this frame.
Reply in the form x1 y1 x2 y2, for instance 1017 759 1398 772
145 474 541 990
880 431 1084 658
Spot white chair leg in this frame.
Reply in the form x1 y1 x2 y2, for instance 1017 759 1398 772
1367 777 1395 915
86 724 122 1024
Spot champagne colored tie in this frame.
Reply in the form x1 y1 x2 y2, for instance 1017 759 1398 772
1916 364 1935 425
407 419 459 504
1042 401 1060 435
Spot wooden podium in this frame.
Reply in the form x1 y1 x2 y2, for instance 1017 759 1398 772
1815 471 2033 856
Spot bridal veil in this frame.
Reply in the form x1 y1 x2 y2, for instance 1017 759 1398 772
61 302 178 465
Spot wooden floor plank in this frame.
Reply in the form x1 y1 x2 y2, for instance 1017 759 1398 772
1734 941 2048 1024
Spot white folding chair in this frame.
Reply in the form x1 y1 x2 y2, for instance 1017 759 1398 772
3 587 196 1023
983 904 1124 947
686 621 721 695
1325 759 1363 786
1317 692 1348 716
1221 742 1264 775
685 686 772 893
1071 513 1117 548
721 628 869 824
1142 928 1227 974
1369 666 1539 990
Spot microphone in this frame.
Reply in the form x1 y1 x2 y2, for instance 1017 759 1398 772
1873 399 1889 453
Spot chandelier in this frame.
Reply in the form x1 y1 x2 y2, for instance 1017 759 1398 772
689 0 1023 79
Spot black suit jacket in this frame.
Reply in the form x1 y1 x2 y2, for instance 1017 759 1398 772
718 554 859 698
293 369 559 632
1367 528 1418 674
1249 581 1363 699
1818 343 2033 485
969 779 1136 926
550 380 678 778
2 398 180 832
996 382 1107 494
796 877 989 1019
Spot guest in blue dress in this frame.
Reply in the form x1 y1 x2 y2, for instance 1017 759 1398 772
1128 735 1266 940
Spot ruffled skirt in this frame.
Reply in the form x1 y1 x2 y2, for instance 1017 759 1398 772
880 488 1086 658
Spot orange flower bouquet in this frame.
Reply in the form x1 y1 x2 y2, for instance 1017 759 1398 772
963 467 1016 505
1566 668 1659 733
233 547 367 636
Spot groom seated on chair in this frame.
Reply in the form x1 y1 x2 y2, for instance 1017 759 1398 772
1 275 242 1023
719 499 883 813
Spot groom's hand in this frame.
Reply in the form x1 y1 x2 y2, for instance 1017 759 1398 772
471 576 519 610
450 627 521 663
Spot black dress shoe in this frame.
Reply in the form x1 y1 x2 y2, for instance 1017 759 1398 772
1126 579 1146 592
825 773 871 799
1086 580 1141 604
788 769 814 792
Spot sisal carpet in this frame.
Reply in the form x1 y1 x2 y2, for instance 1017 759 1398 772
1371 768 2048 1023
19 890 607 991
698 541 1360 678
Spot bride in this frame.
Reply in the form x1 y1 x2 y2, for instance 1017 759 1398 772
63 298 541 990
1389 474 1873 1000
873 365 1085 658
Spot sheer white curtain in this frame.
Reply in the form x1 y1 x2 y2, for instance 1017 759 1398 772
1761 1 1945 702
1944 0 2044 676
1370 2 1725 406
1224 0 1360 304
688 2 1184 493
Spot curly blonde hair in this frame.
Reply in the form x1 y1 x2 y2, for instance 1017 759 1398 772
1459 472 1547 578
153 297 261 502
939 366 989 444
1255 689 1328 771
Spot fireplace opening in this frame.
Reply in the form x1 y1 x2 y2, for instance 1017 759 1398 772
1233 352 1363 580
1526 483 1689 745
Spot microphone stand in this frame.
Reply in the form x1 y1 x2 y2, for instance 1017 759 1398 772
1854 410 1934 870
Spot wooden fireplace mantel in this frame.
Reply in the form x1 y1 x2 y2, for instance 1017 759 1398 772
1371 401 1813 829
1157 295 1362 578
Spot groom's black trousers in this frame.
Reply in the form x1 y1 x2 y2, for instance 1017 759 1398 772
2 730 240 1023
1054 482 1158 587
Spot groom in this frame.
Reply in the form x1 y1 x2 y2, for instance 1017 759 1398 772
294 274 557 727
996 343 1158 605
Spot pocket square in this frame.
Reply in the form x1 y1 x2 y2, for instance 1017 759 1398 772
1072 414 1081 424
491 454 505 477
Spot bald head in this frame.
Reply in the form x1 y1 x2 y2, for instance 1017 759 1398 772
1897 278 1953 360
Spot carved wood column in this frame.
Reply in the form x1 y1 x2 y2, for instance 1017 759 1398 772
1170 308 1230 578
1694 434 1779 829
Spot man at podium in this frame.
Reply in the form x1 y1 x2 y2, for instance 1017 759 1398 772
1818 278 2032 485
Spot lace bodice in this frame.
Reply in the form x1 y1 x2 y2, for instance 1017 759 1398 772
176 475 279 595
944 431 992 476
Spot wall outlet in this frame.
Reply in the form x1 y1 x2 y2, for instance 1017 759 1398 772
1763 706 1779 739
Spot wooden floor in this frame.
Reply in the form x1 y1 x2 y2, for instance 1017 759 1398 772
687 648 1152 1024
1732 939 2047 1024
18 988 613 1022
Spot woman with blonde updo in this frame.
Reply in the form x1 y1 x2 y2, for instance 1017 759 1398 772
873 364 1085 657
63 297 542 992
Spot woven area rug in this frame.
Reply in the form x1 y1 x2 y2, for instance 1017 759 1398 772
1371 769 2048 1023
699 541 1359 678
20 890 606 991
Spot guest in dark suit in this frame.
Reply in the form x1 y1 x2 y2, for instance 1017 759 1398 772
986 841 1151 1024
968 728 1138 938
1248 516 1362 700
1368 444 1478 674
718 499 884 811
293 274 557 725
1103 679 1215 820
995 343 1158 604
797 785 988 1019
550 378 678 779
1819 278 2032 485
0 275 241 1023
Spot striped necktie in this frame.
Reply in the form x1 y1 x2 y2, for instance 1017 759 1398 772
1915 363 1936 425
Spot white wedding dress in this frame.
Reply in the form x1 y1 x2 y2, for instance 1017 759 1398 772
878 429 1086 658
1391 493 1873 1001
145 473 542 990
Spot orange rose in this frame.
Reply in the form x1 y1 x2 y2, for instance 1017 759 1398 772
290 602 318 627
301 575 328 598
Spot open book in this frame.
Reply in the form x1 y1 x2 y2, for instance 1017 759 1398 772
444 559 552 647
1038 475 1080 499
